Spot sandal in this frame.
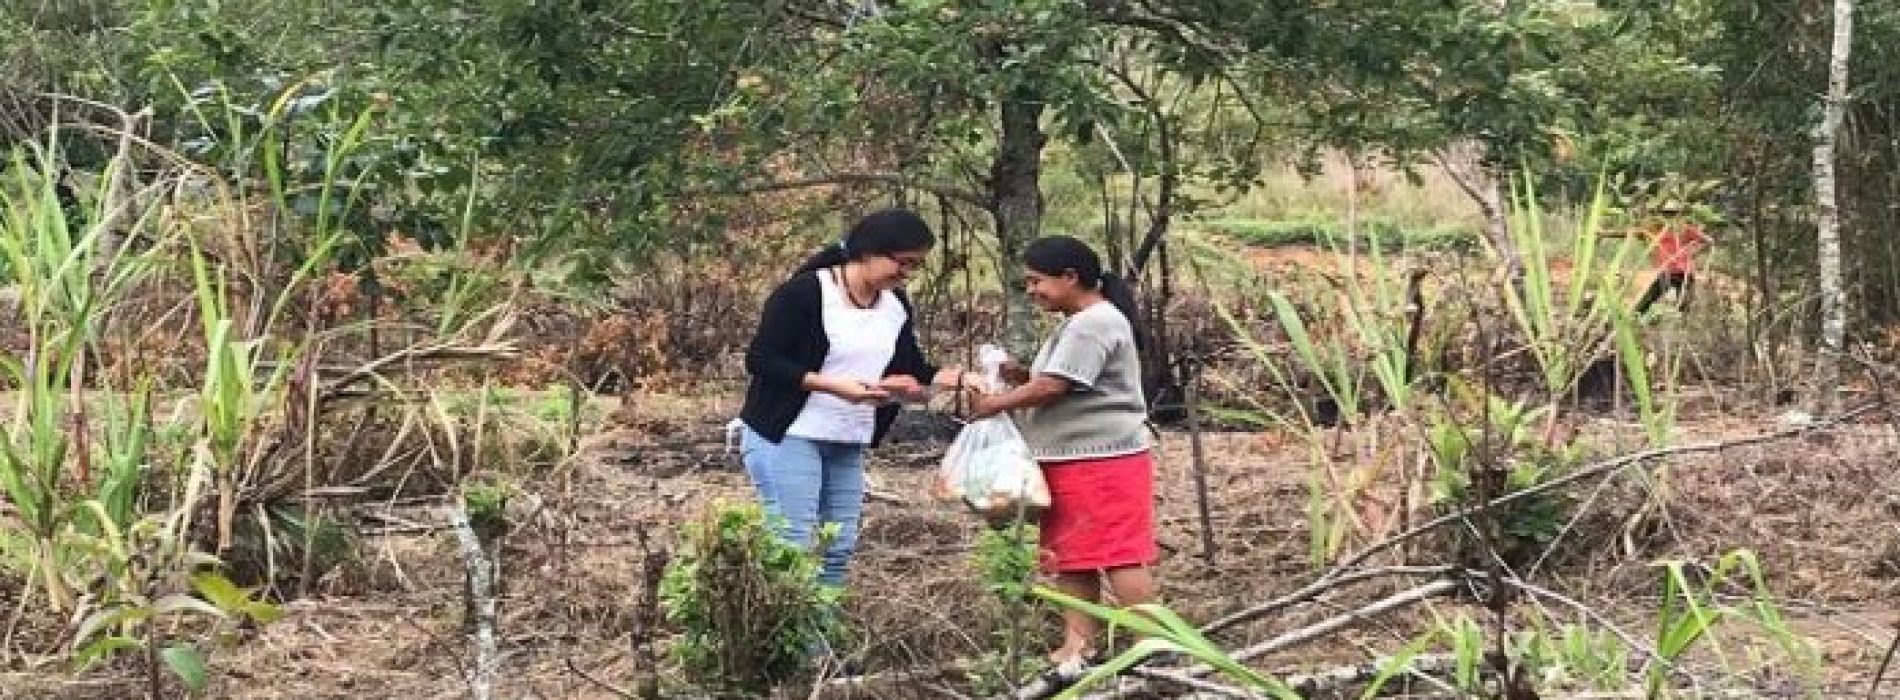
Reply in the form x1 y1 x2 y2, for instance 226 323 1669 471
1019 651 1100 699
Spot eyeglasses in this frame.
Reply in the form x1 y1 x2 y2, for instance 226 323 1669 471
884 254 927 271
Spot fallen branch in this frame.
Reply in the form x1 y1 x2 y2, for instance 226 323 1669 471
450 503 501 700
1278 654 1459 696
1125 667 1265 698
319 340 521 402
565 658 636 699
1204 565 1456 634
1227 580 1458 666
1211 402 1882 635
1078 580 1461 700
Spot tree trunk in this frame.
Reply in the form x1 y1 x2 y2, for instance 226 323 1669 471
1813 0 1853 412
991 93 1047 357
1434 148 1517 274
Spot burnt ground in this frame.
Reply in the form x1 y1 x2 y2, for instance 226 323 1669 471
2 391 1896 699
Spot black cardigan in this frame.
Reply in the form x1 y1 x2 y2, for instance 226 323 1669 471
740 271 938 447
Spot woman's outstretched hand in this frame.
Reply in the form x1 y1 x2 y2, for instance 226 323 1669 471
964 390 1004 420
877 374 927 401
806 373 890 404
834 381 891 405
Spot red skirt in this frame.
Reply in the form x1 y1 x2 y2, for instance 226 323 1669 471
1037 450 1159 574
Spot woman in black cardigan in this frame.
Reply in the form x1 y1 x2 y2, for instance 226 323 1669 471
738 208 977 596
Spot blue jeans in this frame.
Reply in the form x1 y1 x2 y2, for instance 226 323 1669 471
739 428 866 588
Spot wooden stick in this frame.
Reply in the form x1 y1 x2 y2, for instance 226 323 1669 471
1185 357 1218 564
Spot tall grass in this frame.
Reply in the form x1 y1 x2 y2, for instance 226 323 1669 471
1215 171 1681 564
0 80 518 689
0 137 164 611
0 122 286 696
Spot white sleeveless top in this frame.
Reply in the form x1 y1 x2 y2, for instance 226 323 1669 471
784 268 908 444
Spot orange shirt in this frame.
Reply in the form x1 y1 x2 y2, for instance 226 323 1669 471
1652 223 1707 273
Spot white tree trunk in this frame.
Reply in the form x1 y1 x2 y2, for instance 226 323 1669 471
1813 0 1854 410
451 505 500 700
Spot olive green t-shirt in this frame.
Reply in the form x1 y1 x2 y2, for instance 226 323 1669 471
1014 301 1150 460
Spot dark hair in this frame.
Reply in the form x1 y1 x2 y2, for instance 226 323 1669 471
793 208 936 276
1023 235 1141 330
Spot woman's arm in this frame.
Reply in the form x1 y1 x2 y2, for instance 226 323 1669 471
968 374 1071 419
745 280 816 390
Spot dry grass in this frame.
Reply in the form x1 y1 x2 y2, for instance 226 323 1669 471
1206 151 1490 233
4 387 1890 698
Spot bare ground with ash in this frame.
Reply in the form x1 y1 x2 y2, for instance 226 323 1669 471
3 393 1896 699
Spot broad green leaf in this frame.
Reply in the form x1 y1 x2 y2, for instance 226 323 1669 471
73 605 155 649
161 643 210 694
154 594 230 620
73 636 143 670
190 571 252 613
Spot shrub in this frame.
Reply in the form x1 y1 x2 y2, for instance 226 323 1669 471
658 502 841 696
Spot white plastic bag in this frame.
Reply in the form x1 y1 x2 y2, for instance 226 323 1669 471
932 345 1050 517
934 414 1049 516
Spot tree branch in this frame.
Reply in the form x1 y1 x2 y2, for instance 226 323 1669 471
1203 565 1457 634
687 172 992 210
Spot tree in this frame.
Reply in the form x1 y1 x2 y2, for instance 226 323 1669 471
4 0 788 286
706 1 1679 354
1814 0 1853 409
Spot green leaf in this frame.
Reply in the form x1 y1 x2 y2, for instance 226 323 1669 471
1361 630 1438 699
73 635 143 670
154 594 230 620
161 643 210 694
73 605 154 649
190 571 249 612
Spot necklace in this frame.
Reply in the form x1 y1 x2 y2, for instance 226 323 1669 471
838 265 876 309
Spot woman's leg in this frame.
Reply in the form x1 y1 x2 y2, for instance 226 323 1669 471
814 442 868 588
740 429 825 550
1051 571 1101 664
1102 564 1158 607
1634 273 1669 315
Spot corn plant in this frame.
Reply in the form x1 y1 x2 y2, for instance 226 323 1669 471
1612 300 1680 445
169 75 379 556
1224 291 1410 565
1217 228 1440 563
188 239 299 554
1031 587 1303 700
0 128 280 696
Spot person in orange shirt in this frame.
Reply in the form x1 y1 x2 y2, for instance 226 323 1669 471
1630 203 1711 315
